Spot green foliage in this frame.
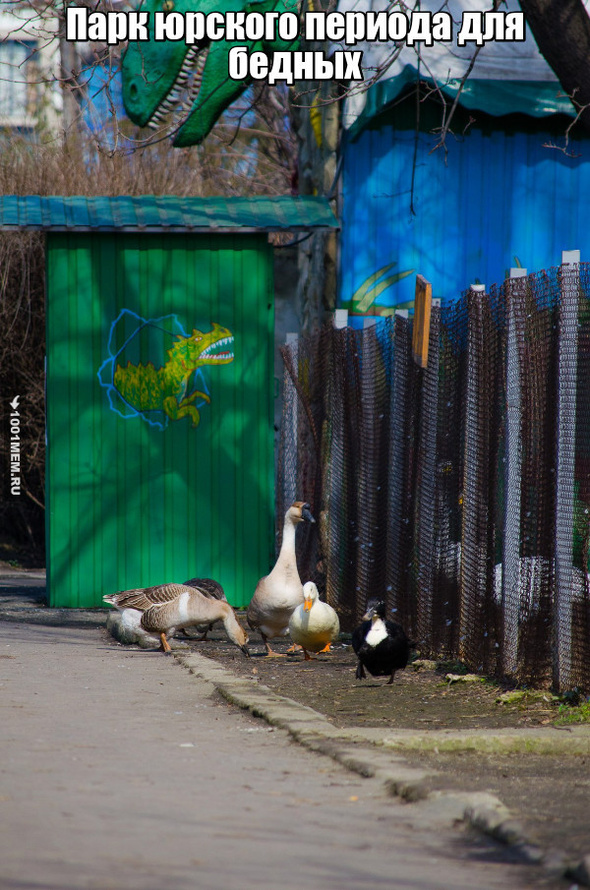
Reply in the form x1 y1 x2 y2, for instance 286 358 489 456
435 660 470 675
555 698 590 725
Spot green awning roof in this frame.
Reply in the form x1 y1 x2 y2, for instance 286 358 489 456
0 195 339 232
347 65 576 141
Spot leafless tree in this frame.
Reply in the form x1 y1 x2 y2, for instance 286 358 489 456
519 0 590 133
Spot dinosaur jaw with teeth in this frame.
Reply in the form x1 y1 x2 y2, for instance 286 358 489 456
201 336 234 363
147 45 209 131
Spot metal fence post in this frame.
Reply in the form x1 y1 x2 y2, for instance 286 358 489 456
459 284 486 663
502 268 527 677
281 332 299 515
554 249 580 691
325 309 348 613
356 318 380 609
386 314 411 616
334 308 348 329
416 303 441 645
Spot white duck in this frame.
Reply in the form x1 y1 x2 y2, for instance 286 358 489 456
288 581 340 660
104 583 249 656
247 501 315 655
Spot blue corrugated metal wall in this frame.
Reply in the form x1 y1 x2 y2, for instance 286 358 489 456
341 120 590 312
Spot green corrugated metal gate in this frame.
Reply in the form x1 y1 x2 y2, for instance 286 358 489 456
46 232 273 607
0 195 338 608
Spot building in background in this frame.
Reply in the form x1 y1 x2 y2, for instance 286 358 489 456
337 0 590 320
0 1 61 134
0 0 129 140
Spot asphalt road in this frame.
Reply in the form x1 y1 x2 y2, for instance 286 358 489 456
0 619 564 890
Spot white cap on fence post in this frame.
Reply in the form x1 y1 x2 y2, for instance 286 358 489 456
334 309 348 329
285 332 298 346
470 284 486 292
562 250 580 266
509 268 527 279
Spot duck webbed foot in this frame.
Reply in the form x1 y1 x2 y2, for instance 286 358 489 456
262 635 287 657
286 643 303 654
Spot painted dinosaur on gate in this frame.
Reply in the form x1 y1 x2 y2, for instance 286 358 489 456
122 0 300 146
98 311 235 429
114 322 234 426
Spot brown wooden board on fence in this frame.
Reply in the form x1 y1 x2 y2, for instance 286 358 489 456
412 274 432 368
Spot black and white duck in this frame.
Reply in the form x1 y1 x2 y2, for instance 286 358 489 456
351 599 411 685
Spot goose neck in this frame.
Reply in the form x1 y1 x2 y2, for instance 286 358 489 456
279 515 297 556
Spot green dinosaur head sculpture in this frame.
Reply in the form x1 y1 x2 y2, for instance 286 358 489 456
122 0 299 146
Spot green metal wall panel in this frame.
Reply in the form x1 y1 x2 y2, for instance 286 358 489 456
46 232 274 608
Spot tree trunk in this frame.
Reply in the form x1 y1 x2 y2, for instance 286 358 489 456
519 0 590 130
57 3 82 146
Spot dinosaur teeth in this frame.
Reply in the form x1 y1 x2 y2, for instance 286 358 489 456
205 352 234 362
201 336 234 360
147 45 209 128
182 47 209 109
147 109 166 129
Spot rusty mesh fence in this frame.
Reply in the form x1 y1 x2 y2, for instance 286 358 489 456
277 261 590 692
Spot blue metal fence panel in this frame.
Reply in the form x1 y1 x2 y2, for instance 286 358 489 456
340 122 590 314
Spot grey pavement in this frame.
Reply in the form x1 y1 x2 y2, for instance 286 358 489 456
0 570 578 889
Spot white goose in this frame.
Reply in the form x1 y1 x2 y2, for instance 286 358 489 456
104 583 249 656
288 581 340 660
247 501 315 655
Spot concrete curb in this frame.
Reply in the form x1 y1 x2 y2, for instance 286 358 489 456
175 649 590 886
3 589 586 887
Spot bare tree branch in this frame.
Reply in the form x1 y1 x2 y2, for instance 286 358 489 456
519 0 590 133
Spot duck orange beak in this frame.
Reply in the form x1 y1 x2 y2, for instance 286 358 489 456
304 598 313 612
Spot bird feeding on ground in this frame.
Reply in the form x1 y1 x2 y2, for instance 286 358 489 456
288 581 340 660
103 582 249 656
247 501 315 656
351 599 411 685
181 577 227 639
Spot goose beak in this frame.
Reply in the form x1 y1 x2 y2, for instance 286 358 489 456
301 504 315 523
240 644 251 657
